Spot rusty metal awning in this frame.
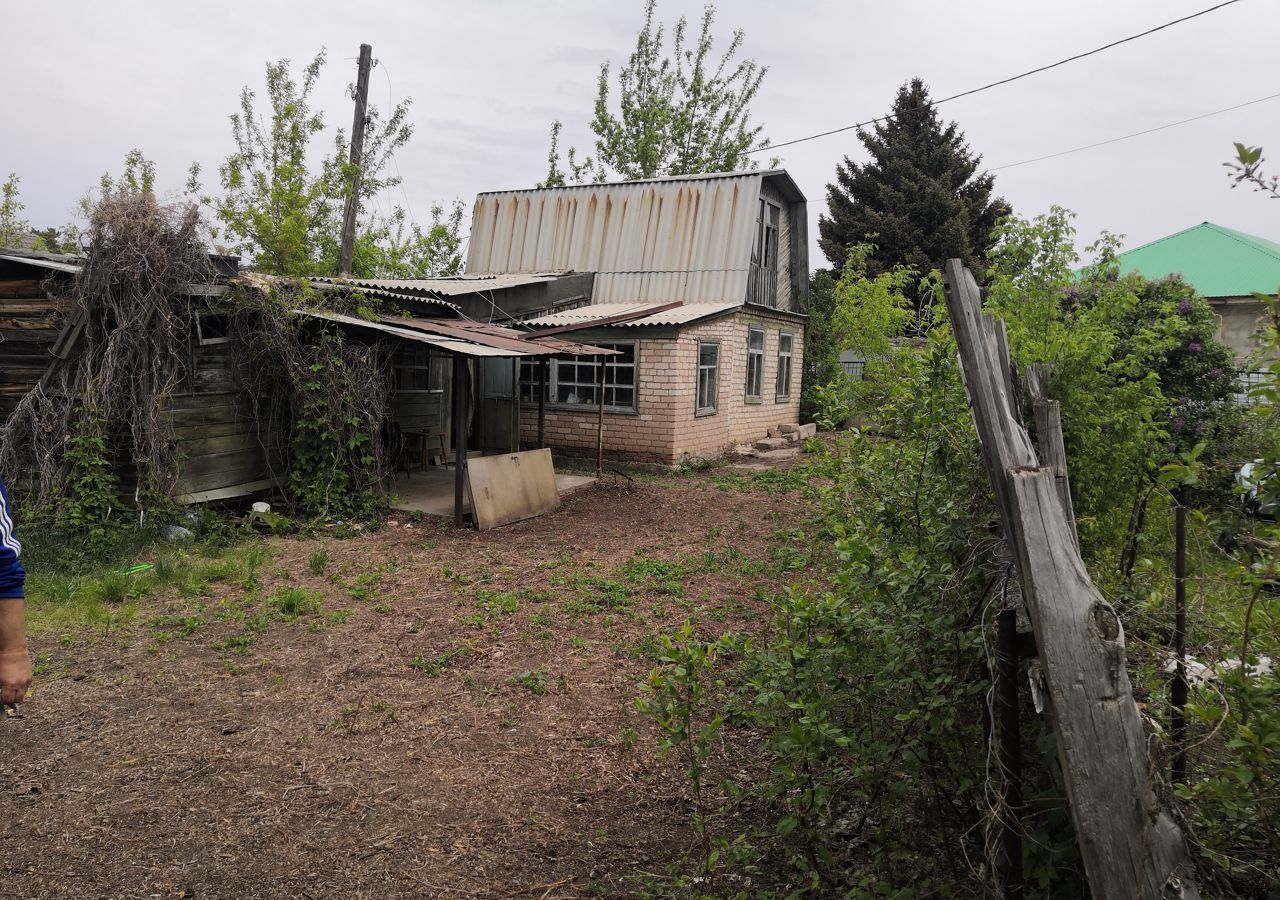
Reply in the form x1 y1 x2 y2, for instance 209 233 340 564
382 316 617 356
293 309 618 359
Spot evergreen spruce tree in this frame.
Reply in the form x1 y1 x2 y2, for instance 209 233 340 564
818 79 1009 277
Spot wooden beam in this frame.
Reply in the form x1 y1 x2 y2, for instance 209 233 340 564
942 259 1198 900
452 355 469 528
595 350 606 478
537 357 547 448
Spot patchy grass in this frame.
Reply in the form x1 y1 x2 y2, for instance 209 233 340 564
6 465 815 898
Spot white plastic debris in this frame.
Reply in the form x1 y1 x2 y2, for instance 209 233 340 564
251 501 271 514
1160 655 1272 685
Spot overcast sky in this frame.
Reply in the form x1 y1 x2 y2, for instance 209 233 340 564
3 0 1277 272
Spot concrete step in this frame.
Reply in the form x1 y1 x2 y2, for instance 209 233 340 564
753 437 790 451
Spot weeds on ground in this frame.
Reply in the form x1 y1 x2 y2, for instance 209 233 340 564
409 644 473 676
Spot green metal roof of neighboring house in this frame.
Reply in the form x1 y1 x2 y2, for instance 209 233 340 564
1111 222 1280 299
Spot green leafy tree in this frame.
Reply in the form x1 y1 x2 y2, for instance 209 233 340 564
0 173 30 248
799 269 841 422
543 0 769 185
209 49 461 278
818 79 1009 279
987 207 1238 564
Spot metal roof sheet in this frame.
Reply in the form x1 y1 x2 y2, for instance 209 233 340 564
465 173 767 304
307 279 461 312
294 309 524 358
294 309 618 357
309 272 568 297
1109 222 1280 298
0 253 81 275
383 316 617 356
522 301 740 328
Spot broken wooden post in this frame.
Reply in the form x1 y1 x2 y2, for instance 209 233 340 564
1026 365 1077 545
995 598 1023 899
942 259 1198 900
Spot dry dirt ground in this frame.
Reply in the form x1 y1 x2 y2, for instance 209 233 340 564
0 471 814 899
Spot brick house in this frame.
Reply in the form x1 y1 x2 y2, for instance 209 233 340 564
463 170 809 465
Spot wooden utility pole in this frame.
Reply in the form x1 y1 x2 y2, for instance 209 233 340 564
942 260 1199 900
337 43 373 278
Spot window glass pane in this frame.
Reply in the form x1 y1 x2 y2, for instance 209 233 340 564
551 342 636 410
748 329 764 351
779 333 793 354
699 343 718 367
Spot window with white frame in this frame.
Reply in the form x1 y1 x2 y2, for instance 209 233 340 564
517 342 638 411
696 341 720 415
775 331 794 400
745 327 765 400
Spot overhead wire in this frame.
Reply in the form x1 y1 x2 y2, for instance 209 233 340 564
986 91 1280 172
749 0 1246 154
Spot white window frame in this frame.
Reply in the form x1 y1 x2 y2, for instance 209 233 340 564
745 326 765 401
696 340 720 416
544 341 639 413
775 331 794 400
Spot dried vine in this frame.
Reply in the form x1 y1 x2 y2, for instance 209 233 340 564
0 193 207 528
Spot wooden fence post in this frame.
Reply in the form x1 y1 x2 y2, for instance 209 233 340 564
942 260 1198 900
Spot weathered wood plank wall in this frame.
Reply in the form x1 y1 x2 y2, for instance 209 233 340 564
0 270 68 421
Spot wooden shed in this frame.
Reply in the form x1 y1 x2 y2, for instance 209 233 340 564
0 250 76 422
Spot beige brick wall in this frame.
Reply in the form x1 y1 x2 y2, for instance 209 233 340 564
518 309 805 464
518 336 683 463
675 309 805 458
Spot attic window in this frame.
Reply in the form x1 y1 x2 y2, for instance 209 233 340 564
748 199 781 306
195 312 232 346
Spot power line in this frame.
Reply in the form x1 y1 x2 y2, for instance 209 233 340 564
751 0 1246 154
986 91 1280 172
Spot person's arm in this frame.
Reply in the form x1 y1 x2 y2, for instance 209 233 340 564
0 478 29 706
0 599 30 706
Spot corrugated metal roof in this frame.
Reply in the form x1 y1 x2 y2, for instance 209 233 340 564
465 172 778 304
294 309 618 357
383 316 617 356
0 253 81 275
294 309 524 358
307 279 461 312
522 301 740 328
309 272 568 297
1109 222 1280 298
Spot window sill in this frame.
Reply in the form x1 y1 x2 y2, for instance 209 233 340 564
744 396 763 405
695 407 718 418
543 403 639 416
774 395 791 403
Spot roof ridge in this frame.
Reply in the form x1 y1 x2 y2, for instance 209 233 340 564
1119 222 1212 256
1203 222 1280 264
